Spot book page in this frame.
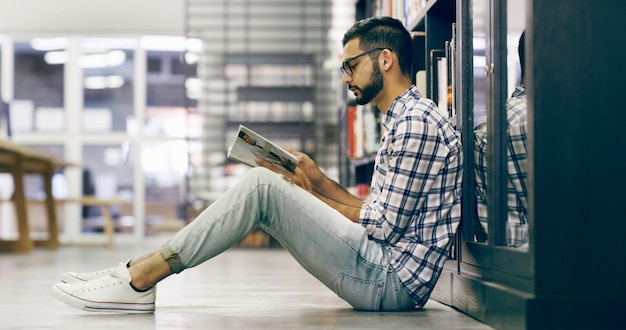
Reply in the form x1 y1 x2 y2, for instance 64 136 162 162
227 125 298 173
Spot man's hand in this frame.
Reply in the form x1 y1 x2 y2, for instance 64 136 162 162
288 150 327 191
255 153 314 193
257 151 363 223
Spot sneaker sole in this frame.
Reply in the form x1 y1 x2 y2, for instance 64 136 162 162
50 284 155 314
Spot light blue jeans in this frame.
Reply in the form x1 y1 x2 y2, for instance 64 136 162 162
159 167 415 311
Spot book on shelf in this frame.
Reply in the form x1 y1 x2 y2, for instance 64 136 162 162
430 44 457 119
227 124 298 173
346 104 381 160
346 103 357 159
437 56 448 117
353 105 364 159
374 0 426 27
447 23 457 118
429 49 446 116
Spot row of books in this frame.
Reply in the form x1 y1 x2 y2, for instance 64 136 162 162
229 101 315 122
374 0 429 28
224 64 314 87
345 103 381 159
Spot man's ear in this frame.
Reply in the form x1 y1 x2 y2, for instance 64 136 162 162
380 49 394 72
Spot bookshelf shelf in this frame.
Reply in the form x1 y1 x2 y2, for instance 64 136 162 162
224 53 314 65
236 86 314 102
348 153 377 168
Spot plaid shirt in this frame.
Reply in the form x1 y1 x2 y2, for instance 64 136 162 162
359 85 463 308
474 84 528 248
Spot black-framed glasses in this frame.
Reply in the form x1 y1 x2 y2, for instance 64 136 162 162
340 47 386 76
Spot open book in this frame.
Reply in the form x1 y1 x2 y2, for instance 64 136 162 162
227 125 298 173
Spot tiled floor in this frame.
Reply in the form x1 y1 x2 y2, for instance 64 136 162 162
1 234 493 329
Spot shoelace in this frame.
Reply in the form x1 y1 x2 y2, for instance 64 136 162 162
79 267 116 279
80 268 126 292
75 260 127 280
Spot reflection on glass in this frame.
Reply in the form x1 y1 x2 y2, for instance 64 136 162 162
503 64 529 249
502 1 529 249
473 0 529 250
471 0 489 243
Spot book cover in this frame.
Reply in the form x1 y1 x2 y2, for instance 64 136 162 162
353 105 364 159
363 107 380 154
346 104 357 158
227 125 298 173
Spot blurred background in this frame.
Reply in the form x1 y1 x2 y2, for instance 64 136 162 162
0 0 356 245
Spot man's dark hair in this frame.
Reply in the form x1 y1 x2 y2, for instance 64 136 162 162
518 31 526 82
238 131 248 139
342 16 413 78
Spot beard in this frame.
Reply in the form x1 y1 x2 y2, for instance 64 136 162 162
354 62 384 105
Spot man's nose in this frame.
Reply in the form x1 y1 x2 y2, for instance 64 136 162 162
341 72 351 85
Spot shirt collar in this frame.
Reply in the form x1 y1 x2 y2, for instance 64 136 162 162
512 84 526 98
382 85 420 131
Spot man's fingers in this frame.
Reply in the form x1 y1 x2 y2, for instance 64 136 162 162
256 157 288 175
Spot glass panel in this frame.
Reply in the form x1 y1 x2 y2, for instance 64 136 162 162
81 144 134 234
13 40 65 133
142 140 189 232
471 0 489 244
144 49 199 231
502 1 528 250
81 38 135 133
145 49 199 138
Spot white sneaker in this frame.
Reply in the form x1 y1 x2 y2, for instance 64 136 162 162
51 264 155 313
61 259 130 284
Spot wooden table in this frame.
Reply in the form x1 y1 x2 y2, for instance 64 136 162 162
75 196 124 248
0 140 74 252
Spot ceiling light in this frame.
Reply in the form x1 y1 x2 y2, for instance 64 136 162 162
44 51 69 65
31 37 69 51
84 75 125 89
80 50 126 68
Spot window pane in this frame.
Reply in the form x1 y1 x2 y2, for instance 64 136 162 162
144 49 199 230
146 50 199 138
142 140 189 231
82 38 135 133
82 144 134 234
13 40 65 133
